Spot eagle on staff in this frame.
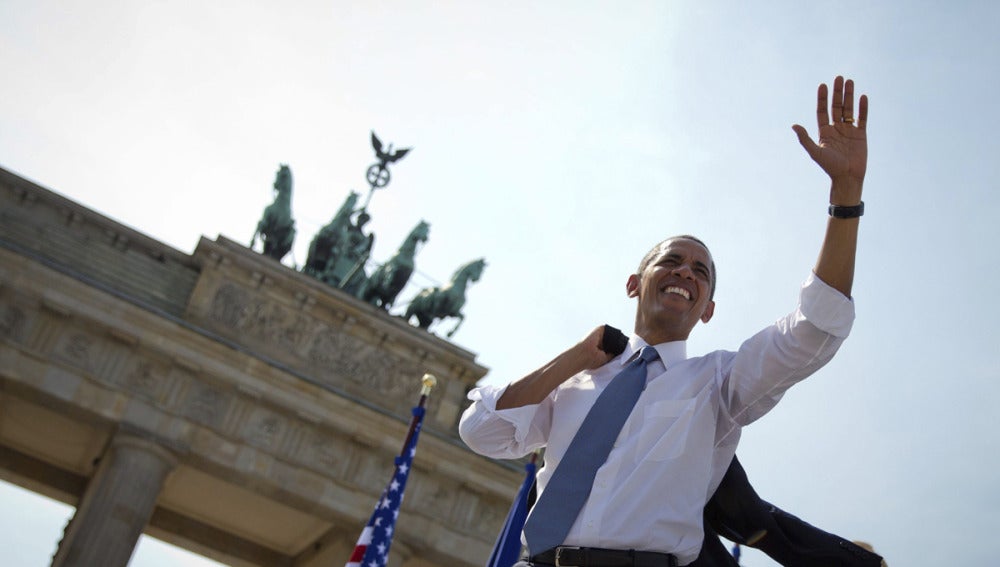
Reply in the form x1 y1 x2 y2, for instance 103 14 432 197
363 131 411 209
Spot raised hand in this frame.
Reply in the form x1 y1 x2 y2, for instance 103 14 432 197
802 76 870 298
792 76 869 188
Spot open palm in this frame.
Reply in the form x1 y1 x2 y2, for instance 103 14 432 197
793 76 869 185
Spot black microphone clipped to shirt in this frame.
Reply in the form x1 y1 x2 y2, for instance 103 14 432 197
599 324 629 357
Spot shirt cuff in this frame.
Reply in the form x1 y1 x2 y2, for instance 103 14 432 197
801 271 855 338
467 384 543 436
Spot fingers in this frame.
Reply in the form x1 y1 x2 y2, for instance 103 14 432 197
792 124 820 159
842 79 855 123
817 75 866 128
831 75 845 123
857 94 869 131
816 83 830 129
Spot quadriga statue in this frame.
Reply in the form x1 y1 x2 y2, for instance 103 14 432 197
303 191 360 277
321 211 375 293
404 258 486 338
356 220 430 309
251 165 296 261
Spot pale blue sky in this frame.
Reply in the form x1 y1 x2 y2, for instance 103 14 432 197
2 1 999 566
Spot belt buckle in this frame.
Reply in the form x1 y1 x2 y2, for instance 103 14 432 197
554 546 580 567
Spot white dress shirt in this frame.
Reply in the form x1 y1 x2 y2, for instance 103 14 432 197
458 273 854 565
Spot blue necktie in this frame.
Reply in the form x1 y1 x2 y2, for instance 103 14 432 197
523 346 660 555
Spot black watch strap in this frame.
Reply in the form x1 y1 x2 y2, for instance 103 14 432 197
828 201 864 219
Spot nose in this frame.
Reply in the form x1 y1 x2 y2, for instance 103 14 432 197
670 262 695 279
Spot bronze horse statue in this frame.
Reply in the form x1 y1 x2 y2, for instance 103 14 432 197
356 220 430 309
323 211 374 293
303 191 360 277
404 258 486 338
251 165 295 261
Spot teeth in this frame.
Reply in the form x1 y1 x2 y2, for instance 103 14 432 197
664 286 690 300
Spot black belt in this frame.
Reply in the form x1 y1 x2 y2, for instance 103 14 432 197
530 546 679 567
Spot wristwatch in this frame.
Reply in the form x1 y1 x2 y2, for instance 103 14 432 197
828 201 864 219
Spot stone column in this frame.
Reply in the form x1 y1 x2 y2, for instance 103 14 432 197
51 433 179 567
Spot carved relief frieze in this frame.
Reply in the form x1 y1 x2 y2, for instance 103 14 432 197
305 325 360 371
210 283 251 329
307 327 423 402
209 283 315 355
208 280 437 409
301 428 360 483
54 331 96 373
279 421 306 460
247 300 313 353
163 365 196 411
181 382 231 429
307 434 340 472
122 358 169 403
351 347 411 398
244 407 286 451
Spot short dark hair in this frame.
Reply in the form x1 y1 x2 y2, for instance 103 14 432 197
637 235 717 300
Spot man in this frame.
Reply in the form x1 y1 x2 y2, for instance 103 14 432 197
460 76 870 566
696 455 885 566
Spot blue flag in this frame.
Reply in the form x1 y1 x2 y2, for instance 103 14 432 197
487 457 538 567
346 406 425 567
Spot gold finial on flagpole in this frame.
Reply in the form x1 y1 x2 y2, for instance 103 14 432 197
421 373 437 396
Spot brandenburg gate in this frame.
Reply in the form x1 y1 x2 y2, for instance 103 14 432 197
0 166 521 566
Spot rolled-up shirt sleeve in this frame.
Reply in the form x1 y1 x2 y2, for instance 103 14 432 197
798 271 855 338
459 383 551 459
720 272 856 427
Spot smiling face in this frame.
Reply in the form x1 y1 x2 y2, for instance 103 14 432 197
627 237 716 344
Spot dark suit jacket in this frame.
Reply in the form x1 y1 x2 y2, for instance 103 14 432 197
691 456 884 567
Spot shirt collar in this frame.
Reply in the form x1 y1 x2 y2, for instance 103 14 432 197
622 335 688 368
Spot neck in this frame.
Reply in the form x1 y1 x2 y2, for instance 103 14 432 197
634 321 691 346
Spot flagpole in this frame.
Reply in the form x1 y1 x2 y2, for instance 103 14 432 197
399 373 436 456
346 373 438 567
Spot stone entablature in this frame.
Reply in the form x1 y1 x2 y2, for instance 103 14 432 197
0 168 201 318
186 235 486 439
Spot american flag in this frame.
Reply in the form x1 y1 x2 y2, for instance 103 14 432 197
345 406 425 567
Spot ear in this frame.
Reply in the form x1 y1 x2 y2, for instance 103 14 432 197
626 274 640 298
700 300 716 324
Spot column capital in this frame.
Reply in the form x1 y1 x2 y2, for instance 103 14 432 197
111 431 181 469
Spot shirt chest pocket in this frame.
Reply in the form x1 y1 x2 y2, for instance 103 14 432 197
635 398 696 462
